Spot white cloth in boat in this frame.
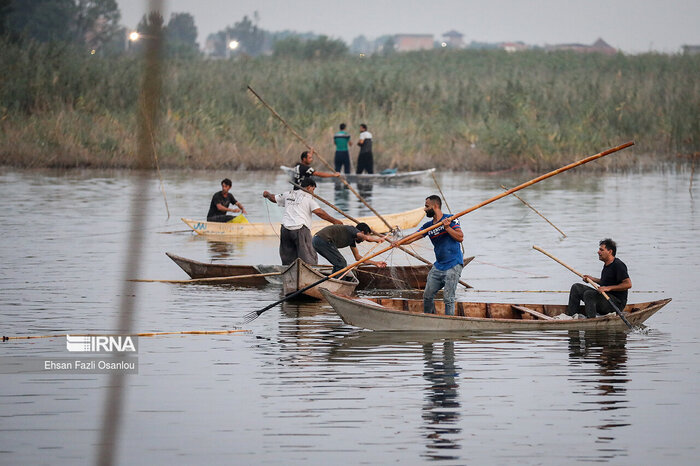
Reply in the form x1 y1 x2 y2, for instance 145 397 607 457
275 189 321 231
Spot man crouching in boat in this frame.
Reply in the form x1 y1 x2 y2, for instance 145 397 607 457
263 178 342 265
567 238 632 318
312 223 387 274
402 195 464 316
207 178 247 222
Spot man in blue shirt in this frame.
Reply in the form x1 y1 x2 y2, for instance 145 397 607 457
404 195 464 315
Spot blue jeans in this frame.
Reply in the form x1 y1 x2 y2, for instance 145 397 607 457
424 264 463 316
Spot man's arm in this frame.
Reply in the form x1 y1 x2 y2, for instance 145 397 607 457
262 191 277 204
235 201 247 214
217 203 240 214
441 217 463 242
312 208 342 224
314 170 340 178
350 246 387 268
599 277 632 294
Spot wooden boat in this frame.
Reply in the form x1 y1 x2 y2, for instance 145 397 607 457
165 252 272 286
281 166 436 183
282 258 359 300
320 288 671 331
181 207 425 237
355 256 475 290
167 253 474 290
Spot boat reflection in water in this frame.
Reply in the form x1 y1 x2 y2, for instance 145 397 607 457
207 239 235 260
566 330 629 457
421 340 462 460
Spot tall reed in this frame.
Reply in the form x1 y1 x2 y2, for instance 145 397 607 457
1 40 698 170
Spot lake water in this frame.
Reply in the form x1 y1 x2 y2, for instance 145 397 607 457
1 165 699 464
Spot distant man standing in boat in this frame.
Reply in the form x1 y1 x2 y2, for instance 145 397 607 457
567 239 632 318
263 179 342 265
207 178 247 222
291 150 339 189
356 123 373 174
403 195 464 316
312 223 387 273
333 123 352 173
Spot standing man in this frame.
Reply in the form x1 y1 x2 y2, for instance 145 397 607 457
207 178 247 222
333 123 352 173
312 223 387 274
403 195 464 316
567 239 632 318
291 149 339 189
356 123 373 174
263 179 342 265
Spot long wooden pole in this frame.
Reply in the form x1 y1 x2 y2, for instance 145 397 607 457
501 185 567 237
247 85 394 231
532 245 634 329
291 181 472 288
129 272 281 284
242 142 634 323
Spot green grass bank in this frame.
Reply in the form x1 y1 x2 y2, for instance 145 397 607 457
1 40 698 171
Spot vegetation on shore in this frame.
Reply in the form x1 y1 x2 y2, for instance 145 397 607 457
1 39 698 171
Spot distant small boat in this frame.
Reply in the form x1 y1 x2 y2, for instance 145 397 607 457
320 289 671 331
166 253 474 290
280 166 436 183
282 258 358 300
181 207 425 237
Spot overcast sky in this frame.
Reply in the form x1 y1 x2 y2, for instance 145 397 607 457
116 0 700 54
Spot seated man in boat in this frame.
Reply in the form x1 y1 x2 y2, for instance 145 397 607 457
263 178 342 266
312 223 387 274
207 178 247 223
291 149 339 189
567 238 632 318
402 195 464 316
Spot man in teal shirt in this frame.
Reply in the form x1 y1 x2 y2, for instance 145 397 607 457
333 123 352 173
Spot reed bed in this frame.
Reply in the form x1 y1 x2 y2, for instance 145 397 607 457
1 40 698 170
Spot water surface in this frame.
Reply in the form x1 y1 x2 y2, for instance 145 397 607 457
1 167 698 464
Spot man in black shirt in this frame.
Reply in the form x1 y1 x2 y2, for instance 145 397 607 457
291 150 339 189
312 223 387 273
207 178 247 222
567 238 632 318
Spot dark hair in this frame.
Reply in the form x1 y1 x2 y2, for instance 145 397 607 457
360 123 367 131
600 238 617 256
221 178 232 187
300 178 316 188
340 123 346 130
301 151 311 161
356 222 371 234
426 195 442 208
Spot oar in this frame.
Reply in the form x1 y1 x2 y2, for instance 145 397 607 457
501 185 567 237
247 85 394 232
242 141 634 323
291 181 472 288
532 245 634 329
129 272 281 284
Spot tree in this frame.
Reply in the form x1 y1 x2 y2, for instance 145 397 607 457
165 12 199 58
73 0 121 50
273 35 348 60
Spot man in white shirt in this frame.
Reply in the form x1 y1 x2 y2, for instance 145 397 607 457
263 178 342 265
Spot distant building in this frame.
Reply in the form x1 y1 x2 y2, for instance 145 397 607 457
682 45 700 55
546 38 617 55
442 30 464 49
499 41 529 53
394 34 434 52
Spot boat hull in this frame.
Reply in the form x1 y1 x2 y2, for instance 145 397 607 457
165 252 271 285
283 259 358 300
181 207 425 237
355 257 474 290
281 166 436 183
320 289 671 331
